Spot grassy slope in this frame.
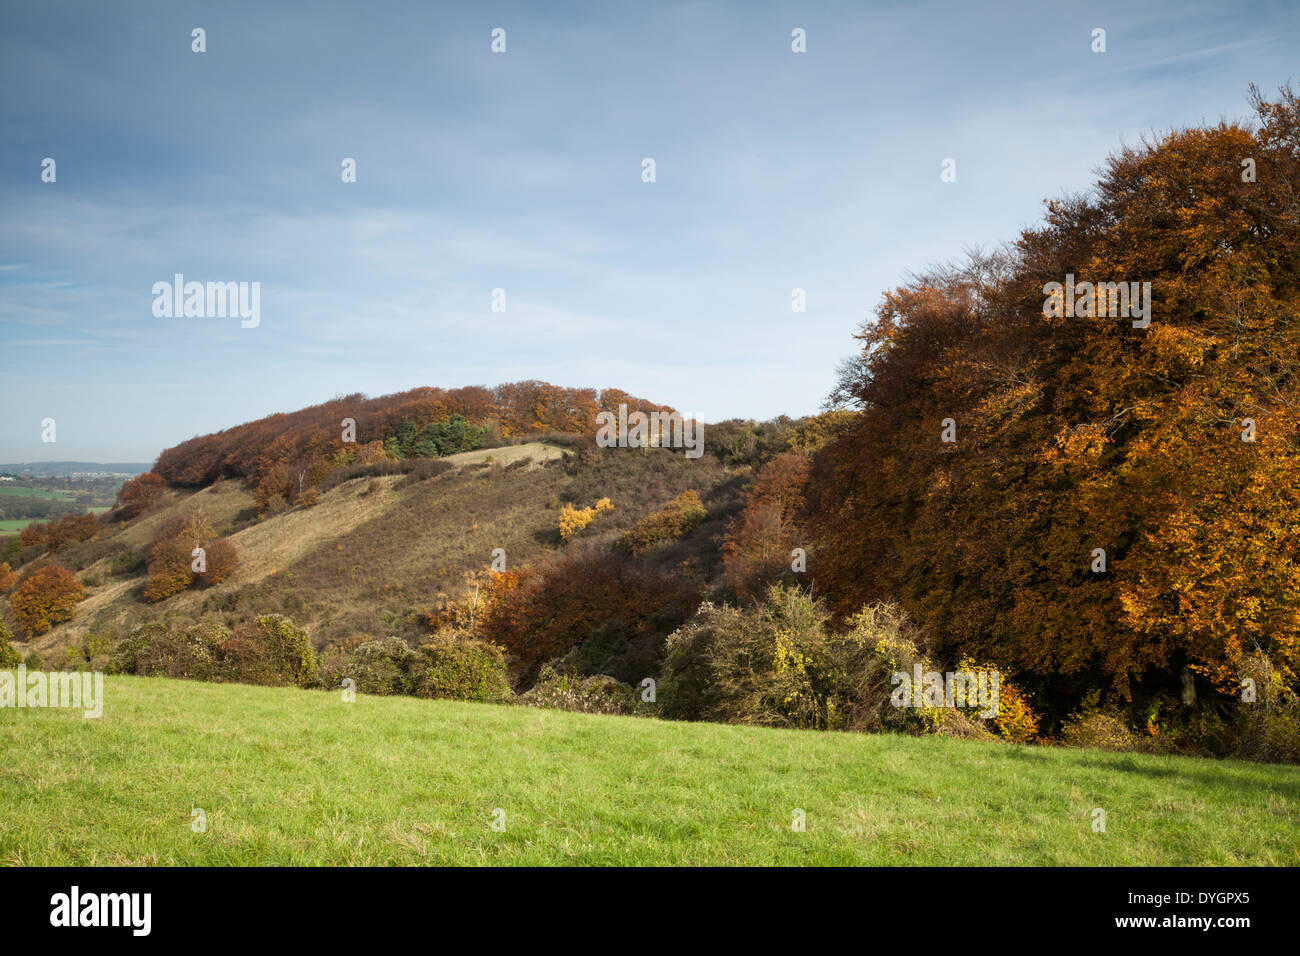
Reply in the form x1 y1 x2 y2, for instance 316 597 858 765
20 442 742 656
1 676 1296 866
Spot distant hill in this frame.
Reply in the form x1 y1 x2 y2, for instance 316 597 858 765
152 381 675 487
10 417 792 687
0 462 152 477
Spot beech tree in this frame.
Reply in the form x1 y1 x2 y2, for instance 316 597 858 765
802 86 1300 714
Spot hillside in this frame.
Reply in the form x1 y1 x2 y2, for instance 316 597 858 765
2 675 1296 866
12 435 755 672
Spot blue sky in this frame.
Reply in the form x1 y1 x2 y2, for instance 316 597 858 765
1 0 1296 462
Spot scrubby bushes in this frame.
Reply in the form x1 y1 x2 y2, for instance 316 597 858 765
660 586 842 729
249 614 318 686
519 663 639 715
0 617 20 669
559 497 613 541
8 565 85 636
110 614 317 688
324 636 414 695
396 458 455 488
318 631 510 701
110 621 224 680
620 490 705 554
411 632 510 702
1060 709 1139 752
1215 655 1300 764
660 586 1025 739
108 547 147 577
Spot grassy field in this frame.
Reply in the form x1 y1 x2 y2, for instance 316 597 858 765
0 486 76 500
1 675 1296 866
0 508 107 534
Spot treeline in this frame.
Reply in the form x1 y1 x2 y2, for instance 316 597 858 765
153 381 675 488
724 85 1300 740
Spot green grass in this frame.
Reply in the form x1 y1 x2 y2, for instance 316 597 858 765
0 520 30 534
0 485 77 500
1 675 1297 865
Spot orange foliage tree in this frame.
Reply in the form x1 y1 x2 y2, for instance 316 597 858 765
802 86 1300 718
9 565 85 637
722 451 811 601
476 550 699 685
17 514 99 552
115 471 167 518
143 509 238 602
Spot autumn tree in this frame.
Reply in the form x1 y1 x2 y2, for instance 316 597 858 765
143 508 238 601
722 451 811 601
802 85 1300 720
115 471 167 518
476 550 699 685
9 565 85 637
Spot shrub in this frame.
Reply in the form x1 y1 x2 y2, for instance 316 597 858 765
342 637 417 695
108 547 147 576
661 586 1012 737
247 614 318 688
0 562 16 591
295 487 321 508
61 645 87 669
411 632 511 702
1061 709 1140 752
559 497 613 541
0 617 20 669
109 621 225 681
9 565 85 636
397 458 454 487
84 631 115 659
827 600 943 734
659 586 839 728
143 510 238 600
19 514 100 552
112 615 320 688
621 490 706 554
1231 654 1300 764
519 663 638 715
